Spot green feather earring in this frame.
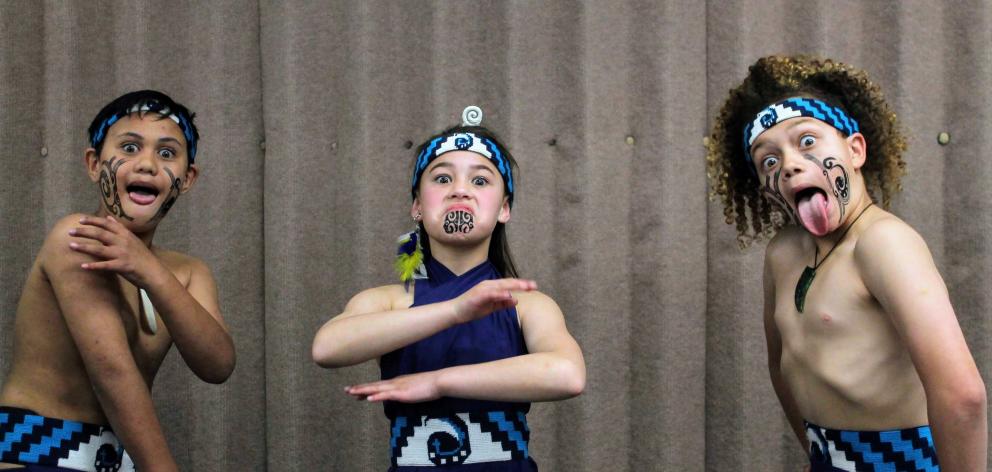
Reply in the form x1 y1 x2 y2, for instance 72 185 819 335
395 217 427 288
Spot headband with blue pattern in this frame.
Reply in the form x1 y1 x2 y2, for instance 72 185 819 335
90 103 198 163
411 106 514 205
743 97 859 169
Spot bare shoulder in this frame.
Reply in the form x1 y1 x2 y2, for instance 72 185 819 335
852 212 943 310
854 213 933 270
153 248 210 279
765 225 805 269
854 213 929 263
42 213 90 247
39 213 94 268
514 290 564 320
345 284 410 315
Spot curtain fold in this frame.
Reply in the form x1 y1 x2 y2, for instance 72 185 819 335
0 1 988 470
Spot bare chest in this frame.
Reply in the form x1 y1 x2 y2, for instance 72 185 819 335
773 252 885 343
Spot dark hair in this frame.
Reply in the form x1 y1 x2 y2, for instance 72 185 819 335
707 55 907 247
87 90 200 164
413 124 520 278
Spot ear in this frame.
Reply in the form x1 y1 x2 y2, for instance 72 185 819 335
847 132 867 170
180 164 199 194
84 148 102 182
497 196 511 224
410 197 422 220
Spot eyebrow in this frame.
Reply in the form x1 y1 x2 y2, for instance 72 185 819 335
751 118 819 153
426 161 496 175
115 132 183 146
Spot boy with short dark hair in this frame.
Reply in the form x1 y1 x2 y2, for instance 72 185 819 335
0 90 235 472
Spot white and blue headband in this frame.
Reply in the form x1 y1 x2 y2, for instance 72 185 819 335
91 103 198 162
411 106 514 204
743 97 859 169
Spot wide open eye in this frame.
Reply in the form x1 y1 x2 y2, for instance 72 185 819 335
158 148 176 159
471 176 489 186
122 143 140 154
761 155 779 171
800 134 816 148
433 175 451 184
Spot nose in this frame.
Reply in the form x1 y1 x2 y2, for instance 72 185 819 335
448 177 471 199
780 148 806 179
134 150 159 175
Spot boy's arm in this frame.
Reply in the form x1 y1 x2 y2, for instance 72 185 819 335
143 256 235 383
312 279 537 368
857 220 987 472
69 216 235 383
763 245 809 454
344 291 585 403
44 219 177 472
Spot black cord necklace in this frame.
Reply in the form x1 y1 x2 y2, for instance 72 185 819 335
794 203 873 313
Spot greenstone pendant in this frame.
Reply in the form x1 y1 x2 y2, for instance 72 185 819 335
795 266 816 313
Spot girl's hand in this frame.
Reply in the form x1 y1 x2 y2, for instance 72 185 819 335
345 371 443 403
450 278 537 324
68 216 166 288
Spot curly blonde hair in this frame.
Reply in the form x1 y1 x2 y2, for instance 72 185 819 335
707 55 907 247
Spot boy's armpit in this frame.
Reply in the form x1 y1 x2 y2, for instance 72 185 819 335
182 255 225 327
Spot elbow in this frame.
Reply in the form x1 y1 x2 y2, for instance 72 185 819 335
89 360 132 394
936 375 987 422
311 338 346 369
200 357 236 384
198 339 236 384
555 359 585 398
951 377 987 420
564 371 586 398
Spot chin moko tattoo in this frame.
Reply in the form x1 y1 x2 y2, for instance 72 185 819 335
443 211 474 234
99 157 134 221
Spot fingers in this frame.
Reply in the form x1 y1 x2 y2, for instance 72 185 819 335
485 278 538 292
68 241 114 260
78 260 122 271
77 215 121 233
345 382 394 402
69 225 116 245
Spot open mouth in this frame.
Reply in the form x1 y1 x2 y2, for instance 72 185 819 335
793 187 826 209
126 182 160 205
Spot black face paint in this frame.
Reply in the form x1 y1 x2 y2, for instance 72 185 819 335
443 211 474 234
803 153 850 224
761 168 798 224
99 156 134 221
149 167 181 224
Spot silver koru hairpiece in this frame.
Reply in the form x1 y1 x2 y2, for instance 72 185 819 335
462 106 483 126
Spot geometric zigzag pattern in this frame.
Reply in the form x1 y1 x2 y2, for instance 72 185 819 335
0 407 127 471
806 420 939 472
390 409 529 467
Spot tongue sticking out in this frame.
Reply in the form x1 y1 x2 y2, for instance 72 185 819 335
797 191 830 236
128 190 157 205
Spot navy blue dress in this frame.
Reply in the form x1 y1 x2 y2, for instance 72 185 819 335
380 258 537 471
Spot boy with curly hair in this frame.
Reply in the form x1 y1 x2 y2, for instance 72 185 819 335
708 55 986 471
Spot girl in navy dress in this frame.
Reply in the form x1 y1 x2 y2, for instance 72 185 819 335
313 107 585 471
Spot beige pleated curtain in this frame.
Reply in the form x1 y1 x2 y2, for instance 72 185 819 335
0 1 989 470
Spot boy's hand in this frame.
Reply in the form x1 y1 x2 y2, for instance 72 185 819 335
345 370 442 403
68 215 166 288
450 278 537 324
